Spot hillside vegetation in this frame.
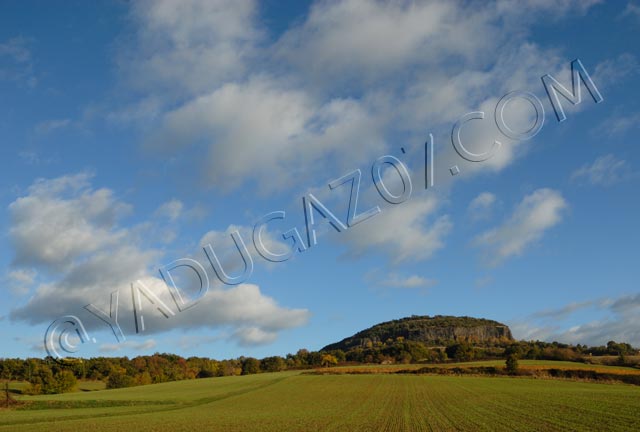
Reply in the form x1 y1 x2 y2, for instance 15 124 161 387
322 315 513 352
2 316 637 395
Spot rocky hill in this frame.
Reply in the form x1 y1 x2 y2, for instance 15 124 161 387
322 315 513 352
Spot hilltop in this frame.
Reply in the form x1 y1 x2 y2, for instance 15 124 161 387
322 315 513 352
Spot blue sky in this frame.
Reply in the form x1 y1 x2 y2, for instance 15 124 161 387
1 0 639 360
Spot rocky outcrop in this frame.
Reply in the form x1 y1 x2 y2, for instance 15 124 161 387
322 315 513 351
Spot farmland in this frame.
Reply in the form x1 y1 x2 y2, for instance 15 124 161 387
311 359 640 376
2 365 639 431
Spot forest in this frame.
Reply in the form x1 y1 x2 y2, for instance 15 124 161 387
1 339 637 394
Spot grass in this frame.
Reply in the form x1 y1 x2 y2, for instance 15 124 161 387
0 366 638 431
6 380 106 395
316 359 640 375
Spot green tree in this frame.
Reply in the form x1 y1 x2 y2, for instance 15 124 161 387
241 358 260 375
27 364 56 395
107 369 135 389
54 370 77 393
446 343 475 362
260 356 286 372
505 354 519 375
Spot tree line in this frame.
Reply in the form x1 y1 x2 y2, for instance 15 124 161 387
1 339 636 394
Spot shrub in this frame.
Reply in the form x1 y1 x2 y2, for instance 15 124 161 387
505 354 519 375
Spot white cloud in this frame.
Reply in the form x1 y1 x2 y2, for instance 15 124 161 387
387 274 434 289
150 75 386 193
114 279 310 338
469 192 496 211
6 269 37 295
341 194 452 264
233 327 278 346
473 188 567 266
275 0 492 86
593 53 638 87
571 154 634 186
622 2 640 22
374 272 437 291
511 293 640 347
0 36 36 87
8 173 132 271
119 0 261 99
35 118 72 134
276 0 597 89
8 174 309 348
154 199 184 221
199 223 292 273
468 192 497 220
118 0 603 196
0 37 31 62
598 111 640 135
99 339 158 353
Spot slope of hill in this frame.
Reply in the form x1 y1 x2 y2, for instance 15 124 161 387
5 371 639 431
322 315 513 352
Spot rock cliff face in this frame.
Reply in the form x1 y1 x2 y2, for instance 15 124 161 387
322 315 513 351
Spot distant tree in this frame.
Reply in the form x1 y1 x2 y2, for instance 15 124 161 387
54 370 77 393
27 364 56 395
135 371 153 385
307 351 324 366
241 358 260 375
328 350 346 363
321 354 338 368
260 356 286 373
505 354 519 375
617 353 627 366
107 369 135 389
607 341 633 356
446 343 475 362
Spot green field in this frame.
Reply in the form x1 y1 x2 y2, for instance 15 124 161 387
2 368 639 431
319 359 640 375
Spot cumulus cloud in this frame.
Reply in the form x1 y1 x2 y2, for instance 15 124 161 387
104 0 613 273
8 172 132 271
149 75 386 193
104 278 310 340
119 0 262 98
340 194 452 264
571 154 634 186
7 174 309 349
199 223 293 273
275 0 492 86
118 0 605 197
473 188 567 266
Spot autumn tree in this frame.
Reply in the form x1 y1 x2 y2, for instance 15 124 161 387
321 354 338 368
